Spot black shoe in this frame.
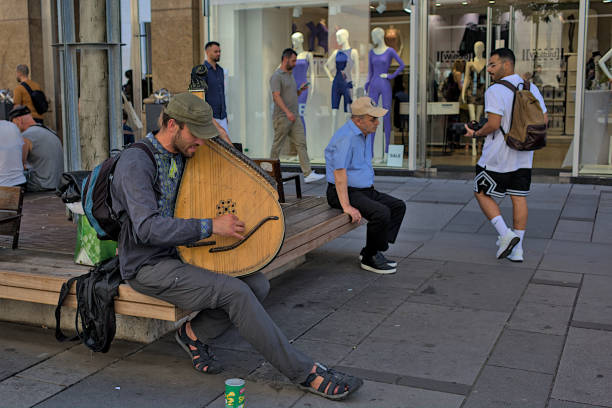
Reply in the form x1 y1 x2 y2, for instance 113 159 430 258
360 252 397 274
359 249 397 268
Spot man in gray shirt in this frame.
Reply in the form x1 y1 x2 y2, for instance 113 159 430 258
110 93 362 400
9 105 63 192
270 49 324 183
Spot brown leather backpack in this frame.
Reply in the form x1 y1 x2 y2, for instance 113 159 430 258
496 80 547 151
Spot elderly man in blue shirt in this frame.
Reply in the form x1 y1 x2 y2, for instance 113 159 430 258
325 97 406 274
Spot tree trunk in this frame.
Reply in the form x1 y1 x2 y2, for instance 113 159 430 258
79 0 108 170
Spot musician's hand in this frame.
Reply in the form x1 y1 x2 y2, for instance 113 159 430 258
212 214 245 240
343 205 362 223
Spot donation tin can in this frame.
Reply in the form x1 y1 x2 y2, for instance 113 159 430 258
225 378 246 408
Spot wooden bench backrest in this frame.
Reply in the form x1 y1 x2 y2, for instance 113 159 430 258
0 186 24 249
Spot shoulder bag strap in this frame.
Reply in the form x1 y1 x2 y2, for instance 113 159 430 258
20 81 34 96
55 275 82 342
493 80 518 137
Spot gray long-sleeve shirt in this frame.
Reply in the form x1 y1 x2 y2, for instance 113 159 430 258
110 133 212 280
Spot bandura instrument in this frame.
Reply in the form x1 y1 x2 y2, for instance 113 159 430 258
174 86 285 277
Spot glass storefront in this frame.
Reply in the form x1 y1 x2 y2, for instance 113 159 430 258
203 0 610 175
577 1 612 176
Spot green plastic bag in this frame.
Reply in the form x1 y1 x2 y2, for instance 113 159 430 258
74 215 117 266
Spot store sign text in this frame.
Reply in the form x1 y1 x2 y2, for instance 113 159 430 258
436 50 467 63
521 48 563 61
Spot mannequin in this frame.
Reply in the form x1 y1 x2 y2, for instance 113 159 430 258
292 32 315 135
365 27 405 155
324 29 360 133
461 41 486 156
599 48 612 81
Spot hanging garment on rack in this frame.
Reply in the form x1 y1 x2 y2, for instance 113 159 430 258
459 23 486 57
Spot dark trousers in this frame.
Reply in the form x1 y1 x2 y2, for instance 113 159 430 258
128 258 314 383
327 183 406 257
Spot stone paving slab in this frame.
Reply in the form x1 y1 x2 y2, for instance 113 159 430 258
487 329 564 374
409 261 533 313
477 207 561 239
508 301 573 336
206 380 302 408
463 365 553 408
17 340 142 387
0 323 74 382
539 240 612 275
572 275 612 328
292 380 465 408
592 212 612 244
400 202 463 231
561 193 600 221
409 182 476 204
341 302 508 385
548 399 609 408
532 270 582 287
0 375 65 408
553 219 594 242
443 209 486 233
368 258 443 290
521 284 578 307
410 231 547 268
341 285 413 315
36 338 262 408
302 309 386 346
552 327 612 407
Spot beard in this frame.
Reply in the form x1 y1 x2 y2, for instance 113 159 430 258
173 129 199 158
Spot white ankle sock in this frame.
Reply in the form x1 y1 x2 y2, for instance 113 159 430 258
514 229 525 251
491 215 508 237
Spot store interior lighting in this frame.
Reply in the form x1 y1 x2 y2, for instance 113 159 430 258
376 0 386 14
402 0 412 13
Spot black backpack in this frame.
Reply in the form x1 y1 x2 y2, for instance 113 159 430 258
82 139 157 241
55 256 122 353
20 82 49 114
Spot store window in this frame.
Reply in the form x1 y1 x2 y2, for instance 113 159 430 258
426 0 583 171
578 1 612 176
209 0 413 168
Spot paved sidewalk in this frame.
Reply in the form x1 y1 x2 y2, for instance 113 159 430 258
2 176 612 407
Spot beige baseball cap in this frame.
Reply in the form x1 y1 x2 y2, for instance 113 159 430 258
351 97 388 117
164 92 219 139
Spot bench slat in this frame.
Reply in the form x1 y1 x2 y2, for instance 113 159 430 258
0 285 187 321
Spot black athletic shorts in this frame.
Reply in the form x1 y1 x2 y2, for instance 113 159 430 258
473 165 531 198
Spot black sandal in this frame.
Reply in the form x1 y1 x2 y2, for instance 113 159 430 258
298 363 363 400
175 322 223 374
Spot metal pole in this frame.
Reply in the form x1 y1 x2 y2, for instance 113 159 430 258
130 0 143 139
106 0 122 151
508 5 515 50
408 0 418 171
418 0 428 169
572 0 588 177
58 0 81 172
486 6 492 88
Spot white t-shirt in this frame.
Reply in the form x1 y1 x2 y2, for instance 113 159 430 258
0 121 26 187
477 73 547 173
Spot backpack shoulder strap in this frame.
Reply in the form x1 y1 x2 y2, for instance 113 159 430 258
20 81 34 96
495 79 517 93
523 81 531 91
55 275 85 342
127 140 157 170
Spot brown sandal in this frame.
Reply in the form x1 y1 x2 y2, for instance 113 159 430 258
175 323 223 374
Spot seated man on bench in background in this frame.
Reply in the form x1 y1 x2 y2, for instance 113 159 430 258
325 97 406 275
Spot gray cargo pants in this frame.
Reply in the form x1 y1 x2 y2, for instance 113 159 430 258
128 258 314 383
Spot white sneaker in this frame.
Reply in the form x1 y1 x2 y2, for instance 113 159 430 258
304 171 325 183
496 229 520 259
507 246 524 262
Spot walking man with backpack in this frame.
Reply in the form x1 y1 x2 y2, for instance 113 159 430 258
109 93 362 400
14 64 47 124
464 48 548 262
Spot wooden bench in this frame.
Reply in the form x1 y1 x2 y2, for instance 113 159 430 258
0 196 361 324
0 186 24 249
